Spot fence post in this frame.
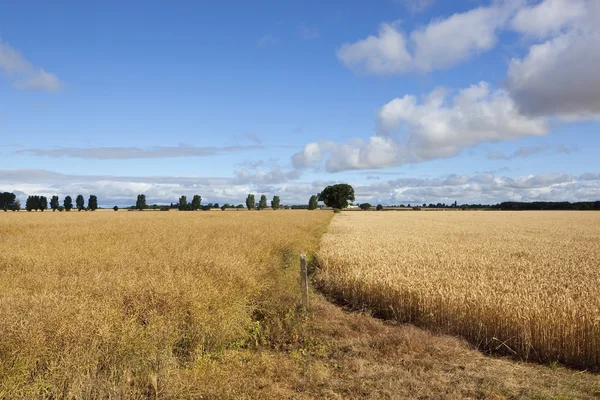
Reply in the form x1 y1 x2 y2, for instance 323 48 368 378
300 254 309 312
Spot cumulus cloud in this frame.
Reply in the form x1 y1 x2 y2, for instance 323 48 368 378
2 169 598 207
0 37 63 92
351 171 600 205
293 82 547 172
337 1 520 74
337 23 413 74
510 0 587 38
0 168 307 206
16 143 264 159
505 0 600 119
233 168 301 185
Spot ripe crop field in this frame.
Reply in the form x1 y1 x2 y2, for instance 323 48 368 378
0 210 332 398
317 211 600 369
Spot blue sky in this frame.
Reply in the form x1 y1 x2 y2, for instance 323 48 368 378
1 0 599 206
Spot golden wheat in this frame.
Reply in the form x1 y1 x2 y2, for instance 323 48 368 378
317 211 600 369
0 210 332 398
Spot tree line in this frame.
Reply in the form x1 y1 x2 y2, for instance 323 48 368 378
0 193 99 212
5 184 596 213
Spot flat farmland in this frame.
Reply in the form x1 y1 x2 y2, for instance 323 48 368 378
0 210 332 398
317 211 600 369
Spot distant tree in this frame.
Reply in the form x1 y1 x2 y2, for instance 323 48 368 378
213 203 220 209
179 195 188 211
237 204 245 209
0 192 17 211
376 204 383 211
271 195 280 210
25 196 34 211
191 195 202 210
113 206 119 211
135 194 146 210
258 195 268 210
12 200 21 212
50 195 60 211
308 195 318 210
39 196 48 211
318 184 355 210
423 203 427 208
359 203 372 210
88 195 98 211
221 205 227 211
64 195 73 211
58 206 64 212
76 194 85 211
246 194 255 210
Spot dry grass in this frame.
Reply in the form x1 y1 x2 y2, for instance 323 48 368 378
0 210 332 398
316 211 600 370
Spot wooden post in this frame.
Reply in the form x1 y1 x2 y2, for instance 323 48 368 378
300 254 309 312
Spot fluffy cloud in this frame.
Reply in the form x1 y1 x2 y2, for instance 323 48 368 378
0 37 63 92
507 1 600 119
351 172 600 205
293 82 547 172
510 0 587 38
0 168 307 206
16 143 264 159
337 23 413 74
3 169 598 207
337 1 519 74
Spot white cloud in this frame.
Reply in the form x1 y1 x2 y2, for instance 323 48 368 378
337 1 520 74
3 169 598 207
0 37 64 92
0 168 309 206
13 68 62 92
510 0 587 38
351 171 600 205
337 23 413 74
16 143 264 159
293 82 547 172
410 3 514 71
487 144 550 160
507 1 600 119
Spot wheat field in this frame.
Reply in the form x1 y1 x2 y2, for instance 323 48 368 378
316 211 600 369
0 210 332 398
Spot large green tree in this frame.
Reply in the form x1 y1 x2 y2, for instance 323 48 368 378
179 195 188 211
191 195 202 210
50 196 60 211
135 194 146 210
318 184 355 209
271 195 280 210
76 194 85 211
258 195 268 210
88 195 98 211
0 192 16 211
64 195 73 211
359 203 372 210
246 194 255 210
308 195 318 210
39 196 48 211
